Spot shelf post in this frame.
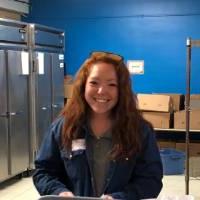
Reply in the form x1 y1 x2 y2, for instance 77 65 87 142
185 37 191 195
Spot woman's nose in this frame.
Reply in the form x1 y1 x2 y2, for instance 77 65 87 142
97 86 106 94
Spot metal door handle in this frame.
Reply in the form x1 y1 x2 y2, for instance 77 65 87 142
41 107 47 110
9 111 24 116
52 104 58 108
9 112 17 116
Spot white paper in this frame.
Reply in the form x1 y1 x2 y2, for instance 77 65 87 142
127 60 144 74
21 51 29 75
60 62 64 68
38 52 44 74
59 54 64 60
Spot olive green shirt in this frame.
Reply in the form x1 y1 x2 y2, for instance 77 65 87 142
88 129 112 197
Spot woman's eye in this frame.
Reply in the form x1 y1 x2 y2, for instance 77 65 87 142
109 83 117 87
89 81 98 85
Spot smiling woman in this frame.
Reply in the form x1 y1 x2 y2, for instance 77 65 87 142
84 62 118 119
33 51 163 200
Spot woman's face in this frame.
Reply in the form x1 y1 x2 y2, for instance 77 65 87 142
84 62 119 117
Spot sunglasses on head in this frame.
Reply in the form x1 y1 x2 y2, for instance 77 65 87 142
90 51 123 62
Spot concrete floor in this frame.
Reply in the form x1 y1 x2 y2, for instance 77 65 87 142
0 175 199 200
161 175 200 200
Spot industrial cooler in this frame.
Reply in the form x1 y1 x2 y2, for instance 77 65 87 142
0 18 65 182
0 19 29 181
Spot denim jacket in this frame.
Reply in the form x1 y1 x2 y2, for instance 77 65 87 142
33 117 163 200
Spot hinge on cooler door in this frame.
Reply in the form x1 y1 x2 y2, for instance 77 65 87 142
32 60 37 72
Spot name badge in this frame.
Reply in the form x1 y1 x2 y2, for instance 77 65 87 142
72 139 86 151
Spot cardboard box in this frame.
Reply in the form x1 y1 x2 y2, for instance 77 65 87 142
0 9 21 20
64 75 74 98
190 94 200 100
64 75 73 84
137 94 173 112
190 99 200 110
189 157 200 177
157 141 176 149
64 83 73 98
142 111 172 128
184 94 200 110
176 142 200 157
155 93 184 111
169 94 184 111
174 110 200 130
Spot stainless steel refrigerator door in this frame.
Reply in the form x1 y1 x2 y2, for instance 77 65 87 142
7 50 29 175
36 52 52 150
51 53 64 121
0 50 9 181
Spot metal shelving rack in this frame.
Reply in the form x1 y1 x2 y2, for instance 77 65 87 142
185 37 200 194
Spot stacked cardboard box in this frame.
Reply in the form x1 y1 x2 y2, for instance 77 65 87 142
190 94 200 110
137 94 178 129
173 95 200 177
189 157 200 177
142 112 172 129
157 141 176 149
154 93 184 111
174 94 200 130
174 110 200 130
176 142 200 177
0 0 29 20
176 142 200 157
137 94 173 112
0 9 21 20
165 94 184 111
64 75 73 105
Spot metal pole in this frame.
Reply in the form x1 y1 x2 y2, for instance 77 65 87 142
185 37 191 195
27 24 37 169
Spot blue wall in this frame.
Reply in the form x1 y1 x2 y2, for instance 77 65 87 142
26 0 200 93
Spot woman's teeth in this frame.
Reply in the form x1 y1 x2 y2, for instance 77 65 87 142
95 98 108 103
